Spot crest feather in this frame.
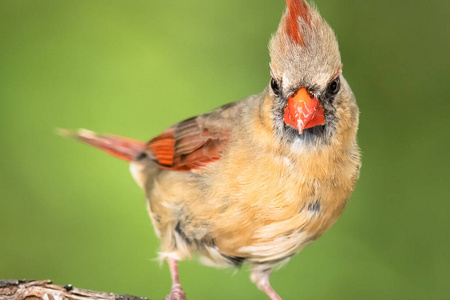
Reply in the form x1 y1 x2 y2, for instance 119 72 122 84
284 0 311 46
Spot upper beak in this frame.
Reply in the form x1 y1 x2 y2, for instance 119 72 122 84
283 87 325 134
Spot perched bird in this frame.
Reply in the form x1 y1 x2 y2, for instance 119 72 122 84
63 0 360 299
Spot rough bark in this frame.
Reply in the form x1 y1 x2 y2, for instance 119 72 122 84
0 280 149 300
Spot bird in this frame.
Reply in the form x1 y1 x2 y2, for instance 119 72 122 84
62 0 360 299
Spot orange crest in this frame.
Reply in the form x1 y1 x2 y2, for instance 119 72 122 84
285 0 311 46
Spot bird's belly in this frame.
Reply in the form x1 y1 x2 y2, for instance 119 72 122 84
133 147 357 266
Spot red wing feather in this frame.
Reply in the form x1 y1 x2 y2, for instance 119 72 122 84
147 117 231 172
147 128 177 166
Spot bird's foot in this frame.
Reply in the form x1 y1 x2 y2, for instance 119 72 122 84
165 284 186 300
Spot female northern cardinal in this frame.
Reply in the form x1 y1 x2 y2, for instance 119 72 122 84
63 0 360 299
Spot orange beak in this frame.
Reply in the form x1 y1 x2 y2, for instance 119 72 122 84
283 87 325 134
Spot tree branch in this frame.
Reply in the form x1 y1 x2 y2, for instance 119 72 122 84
0 280 149 300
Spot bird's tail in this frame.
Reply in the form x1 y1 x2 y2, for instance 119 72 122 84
59 129 146 162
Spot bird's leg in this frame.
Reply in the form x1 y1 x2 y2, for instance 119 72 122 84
165 258 186 300
258 281 282 300
251 267 282 300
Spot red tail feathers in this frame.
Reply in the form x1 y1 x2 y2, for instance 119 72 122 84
60 129 146 162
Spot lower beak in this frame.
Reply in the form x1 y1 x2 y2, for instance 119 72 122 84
283 88 325 134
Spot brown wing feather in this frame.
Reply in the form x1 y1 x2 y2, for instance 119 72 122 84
147 108 234 172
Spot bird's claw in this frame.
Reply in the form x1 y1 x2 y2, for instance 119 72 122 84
165 284 186 300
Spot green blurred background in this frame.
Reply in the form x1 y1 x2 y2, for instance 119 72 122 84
1 0 449 299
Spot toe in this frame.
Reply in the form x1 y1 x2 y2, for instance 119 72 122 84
165 284 186 300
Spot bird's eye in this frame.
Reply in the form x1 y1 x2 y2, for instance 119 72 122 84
327 77 340 96
271 78 281 96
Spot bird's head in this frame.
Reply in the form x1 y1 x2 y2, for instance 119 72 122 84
268 0 358 147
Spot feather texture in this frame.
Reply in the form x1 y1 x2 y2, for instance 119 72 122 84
285 0 311 46
147 113 232 172
60 129 145 162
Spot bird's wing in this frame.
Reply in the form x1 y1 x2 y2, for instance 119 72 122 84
147 103 238 172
